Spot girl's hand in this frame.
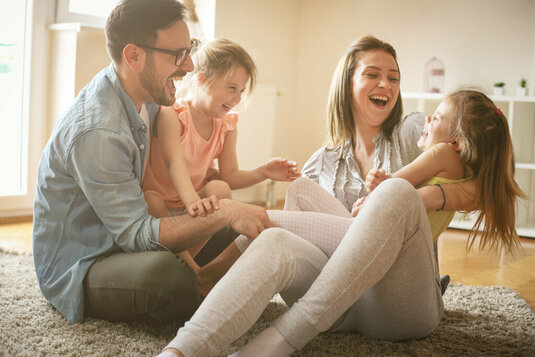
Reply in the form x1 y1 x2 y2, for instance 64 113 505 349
263 158 301 182
365 168 390 193
351 196 367 217
186 195 220 217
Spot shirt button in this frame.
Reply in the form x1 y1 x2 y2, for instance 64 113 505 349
141 125 145 130
139 144 145 150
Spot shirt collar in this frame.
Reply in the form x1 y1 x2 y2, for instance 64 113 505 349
372 131 384 145
104 64 147 130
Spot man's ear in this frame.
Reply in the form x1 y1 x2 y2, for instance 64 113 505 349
122 44 145 71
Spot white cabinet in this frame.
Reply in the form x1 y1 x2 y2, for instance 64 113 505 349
403 92 535 238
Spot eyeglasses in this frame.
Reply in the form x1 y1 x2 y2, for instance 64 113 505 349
135 39 198 66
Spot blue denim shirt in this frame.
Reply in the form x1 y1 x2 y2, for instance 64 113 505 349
33 64 163 323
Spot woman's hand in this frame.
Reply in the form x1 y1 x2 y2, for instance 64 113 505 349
263 158 301 182
186 195 220 217
365 168 391 193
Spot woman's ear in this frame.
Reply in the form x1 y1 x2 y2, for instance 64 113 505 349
123 44 145 71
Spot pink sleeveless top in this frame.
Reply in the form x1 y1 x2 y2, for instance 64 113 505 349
142 98 238 209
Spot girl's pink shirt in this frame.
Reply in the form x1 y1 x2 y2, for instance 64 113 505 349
142 98 238 209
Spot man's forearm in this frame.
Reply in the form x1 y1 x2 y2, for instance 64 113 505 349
159 202 230 253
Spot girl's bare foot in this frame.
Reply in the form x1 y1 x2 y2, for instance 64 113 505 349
195 265 217 297
156 348 184 357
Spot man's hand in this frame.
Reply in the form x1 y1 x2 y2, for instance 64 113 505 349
222 199 273 238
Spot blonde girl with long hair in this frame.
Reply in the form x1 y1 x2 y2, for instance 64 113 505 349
365 89 524 255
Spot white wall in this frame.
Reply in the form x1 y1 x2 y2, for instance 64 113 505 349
214 0 300 200
213 0 535 202
194 0 216 40
295 0 535 163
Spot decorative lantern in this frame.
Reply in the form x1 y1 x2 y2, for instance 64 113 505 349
423 57 445 93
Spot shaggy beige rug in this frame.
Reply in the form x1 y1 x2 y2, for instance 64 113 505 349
1 248 534 356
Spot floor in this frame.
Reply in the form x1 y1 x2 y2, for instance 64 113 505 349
1 215 534 309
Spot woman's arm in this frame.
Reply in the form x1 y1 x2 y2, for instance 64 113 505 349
157 107 215 216
218 129 300 190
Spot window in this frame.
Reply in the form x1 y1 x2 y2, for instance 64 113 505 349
55 0 120 28
0 0 53 216
0 0 29 196
68 0 119 18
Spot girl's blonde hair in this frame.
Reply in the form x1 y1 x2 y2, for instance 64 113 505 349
446 89 525 254
327 35 403 149
180 38 257 99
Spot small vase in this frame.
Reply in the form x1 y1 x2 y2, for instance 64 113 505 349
516 87 527 96
423 57 445 93
493 87 504 96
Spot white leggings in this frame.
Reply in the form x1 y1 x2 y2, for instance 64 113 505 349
165 178 443 356
235 177 353 256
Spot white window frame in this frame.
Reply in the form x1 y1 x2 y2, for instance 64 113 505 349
0 0 55 217
55 0 114 28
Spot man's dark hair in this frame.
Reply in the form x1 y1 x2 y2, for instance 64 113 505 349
105 0 187 64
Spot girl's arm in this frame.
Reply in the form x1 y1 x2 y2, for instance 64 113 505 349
218 129 300 190
366 143 464 192
418 180 477 212
157 107 216 216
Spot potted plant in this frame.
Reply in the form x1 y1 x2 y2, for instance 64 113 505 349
493 82 505 96
516 78 527 96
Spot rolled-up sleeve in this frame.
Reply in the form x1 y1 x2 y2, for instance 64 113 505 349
66 128 161 252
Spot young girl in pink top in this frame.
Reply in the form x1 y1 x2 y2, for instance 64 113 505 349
142 39 300 272
142 38 300 218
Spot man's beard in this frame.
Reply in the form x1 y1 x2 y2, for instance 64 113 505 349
139 54 175 106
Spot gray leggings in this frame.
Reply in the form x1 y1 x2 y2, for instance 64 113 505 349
166 179 443 356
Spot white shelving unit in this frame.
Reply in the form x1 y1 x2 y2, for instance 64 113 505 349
403 92 535 238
